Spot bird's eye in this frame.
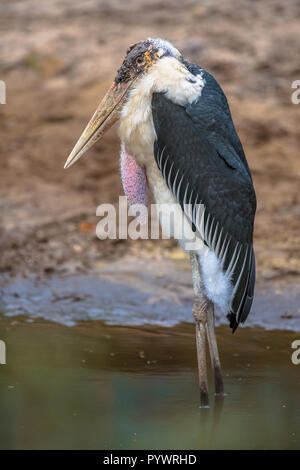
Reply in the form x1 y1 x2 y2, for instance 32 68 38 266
136 56 144 64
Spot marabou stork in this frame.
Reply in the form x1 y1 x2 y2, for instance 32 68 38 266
64 38 256 407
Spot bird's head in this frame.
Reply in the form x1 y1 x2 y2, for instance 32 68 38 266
64 38 182 168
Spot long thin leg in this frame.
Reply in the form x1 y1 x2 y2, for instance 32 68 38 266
206 303 224 396
190 253 209 407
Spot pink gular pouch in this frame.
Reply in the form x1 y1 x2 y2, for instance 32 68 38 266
120 146 148 224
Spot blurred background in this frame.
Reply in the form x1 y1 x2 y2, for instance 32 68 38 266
0 0 299 284
0 0 300 451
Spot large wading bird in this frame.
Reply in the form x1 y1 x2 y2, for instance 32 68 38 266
65 38 256 407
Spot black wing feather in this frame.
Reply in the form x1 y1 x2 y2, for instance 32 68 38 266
152 70 256 331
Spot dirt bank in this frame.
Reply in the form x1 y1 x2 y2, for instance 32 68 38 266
0 0 299 289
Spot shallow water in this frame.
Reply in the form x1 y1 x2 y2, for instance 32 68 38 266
1 256 300 330
0 317 299 449
0 258 299 449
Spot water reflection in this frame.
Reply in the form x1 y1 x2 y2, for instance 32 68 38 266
0 317 299 449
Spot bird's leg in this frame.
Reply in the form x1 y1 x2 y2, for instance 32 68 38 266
190 252 209 407
206 301 224 396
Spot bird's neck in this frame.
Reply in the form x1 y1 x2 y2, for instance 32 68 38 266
118 57 205 167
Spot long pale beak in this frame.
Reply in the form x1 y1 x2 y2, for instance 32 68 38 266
64 80 135 169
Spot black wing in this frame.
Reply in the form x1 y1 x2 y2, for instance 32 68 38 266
151 69 256 332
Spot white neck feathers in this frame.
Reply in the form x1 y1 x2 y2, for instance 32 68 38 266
118 57 204 162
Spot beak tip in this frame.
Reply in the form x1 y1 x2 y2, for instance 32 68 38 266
64 153 76 169
63 80 124 172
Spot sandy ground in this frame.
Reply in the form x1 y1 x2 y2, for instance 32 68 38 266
0 0 300 290
1 2 300 451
